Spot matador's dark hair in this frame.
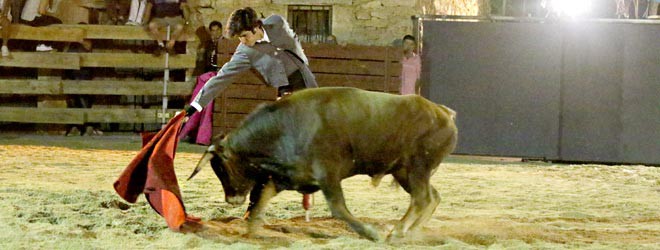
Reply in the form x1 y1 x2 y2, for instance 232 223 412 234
227 7 263 38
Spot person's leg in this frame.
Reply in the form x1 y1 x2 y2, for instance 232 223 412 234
1 16 10 57
136 0 147 24
165 16 186 51
127 0 138 23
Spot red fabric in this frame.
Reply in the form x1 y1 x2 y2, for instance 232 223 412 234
179 71 216 145
113 112 199 231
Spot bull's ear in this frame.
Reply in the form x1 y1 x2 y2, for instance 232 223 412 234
187 145 217 180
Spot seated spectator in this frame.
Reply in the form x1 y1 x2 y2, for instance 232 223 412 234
0 0 13 57
105 0 130 25
125 0 147 25
20 0 62 51
143 0 190 54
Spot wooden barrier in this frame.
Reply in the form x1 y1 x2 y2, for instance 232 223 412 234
211 40 402 136
0 24 197 127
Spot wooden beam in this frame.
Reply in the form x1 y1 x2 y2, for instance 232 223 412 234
74 25 196 41
9 24 196 42
79 52 195 69
0 107 84 124
0 80 61 94
9 24 84 42
62 80 194 95
0 79 194 96
0 52 80 69
0 107 181 124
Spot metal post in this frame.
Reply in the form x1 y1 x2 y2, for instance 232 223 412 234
503 0 508 16
161 25 171 125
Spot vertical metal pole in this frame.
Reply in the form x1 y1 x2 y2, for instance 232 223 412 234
502 0 508 16
161 25 170 125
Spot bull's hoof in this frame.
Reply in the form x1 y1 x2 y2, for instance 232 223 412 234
361 224 382 242
386 229 405 242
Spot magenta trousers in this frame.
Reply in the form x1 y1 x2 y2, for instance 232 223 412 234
179 71 216 145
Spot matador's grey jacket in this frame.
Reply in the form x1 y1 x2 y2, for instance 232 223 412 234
190 15 317 111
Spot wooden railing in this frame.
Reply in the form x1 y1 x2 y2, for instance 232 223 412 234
0 24 197 126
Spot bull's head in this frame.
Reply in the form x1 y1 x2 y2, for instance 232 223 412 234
188 139 256 205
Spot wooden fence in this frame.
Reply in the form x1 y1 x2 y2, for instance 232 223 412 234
211 40 401 136
0 24 196 126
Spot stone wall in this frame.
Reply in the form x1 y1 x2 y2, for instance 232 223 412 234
192 0 423 46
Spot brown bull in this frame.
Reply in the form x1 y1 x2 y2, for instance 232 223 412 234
189 87 457 241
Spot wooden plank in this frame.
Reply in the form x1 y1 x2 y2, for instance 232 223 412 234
0 52 80 69
79 53 195 69
0 80 61 94
0 107 181 124
62 80 194 95
315 74 399 90
9 24 84 42
309 59 390 76
213 113 247 128
221 98 271 114
86 108 158 123
0 107 84 124
303 43 396 61
223 84 277 99
0 79 194 95
74 25 195 41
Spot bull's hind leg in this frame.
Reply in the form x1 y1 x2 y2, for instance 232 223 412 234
387 163 440 240
318 171 381 241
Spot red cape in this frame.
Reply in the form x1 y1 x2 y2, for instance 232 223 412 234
113 112 199 231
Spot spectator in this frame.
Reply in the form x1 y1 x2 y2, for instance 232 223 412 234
20 0 62 51
400 34 421 95
179 20 223 145
203 20 222 72
0 0 13 57
143 0 190 54
105 0 130 25
125 0 147 25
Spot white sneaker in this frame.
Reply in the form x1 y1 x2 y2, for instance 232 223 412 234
1 45 9 57
125 21 139 26
36 44 53 52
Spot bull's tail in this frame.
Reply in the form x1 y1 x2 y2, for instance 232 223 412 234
187 145 216 180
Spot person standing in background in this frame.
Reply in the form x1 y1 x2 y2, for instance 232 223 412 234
125 0 147 25
400 35 421 95
0 0 14 57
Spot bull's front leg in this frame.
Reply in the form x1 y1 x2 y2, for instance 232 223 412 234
320 179 381 242
245 180 278 237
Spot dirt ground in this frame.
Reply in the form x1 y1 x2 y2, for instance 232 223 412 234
0 134 658 249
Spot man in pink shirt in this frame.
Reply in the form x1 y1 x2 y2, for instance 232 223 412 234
400 35 421 95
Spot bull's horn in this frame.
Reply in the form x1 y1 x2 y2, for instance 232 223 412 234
187 146 216 180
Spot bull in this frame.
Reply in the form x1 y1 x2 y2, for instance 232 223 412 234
188 87 457 241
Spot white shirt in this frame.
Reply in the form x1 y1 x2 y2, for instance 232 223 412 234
256 27 270 43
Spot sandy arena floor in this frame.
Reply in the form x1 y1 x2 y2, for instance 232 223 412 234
0 134 658 249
